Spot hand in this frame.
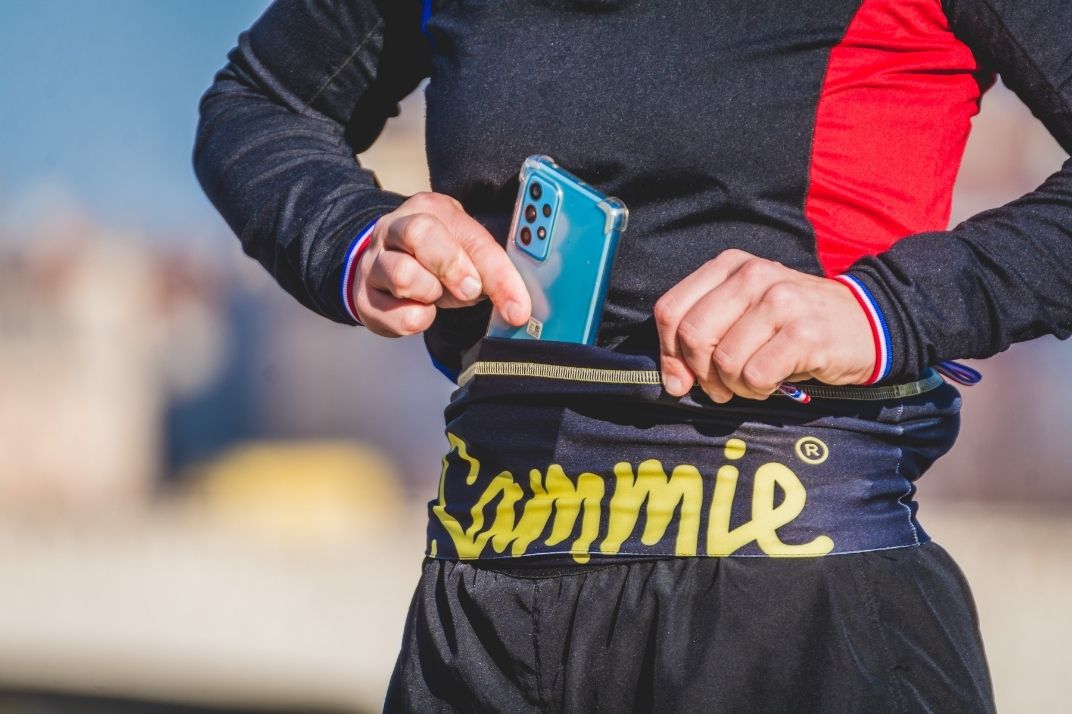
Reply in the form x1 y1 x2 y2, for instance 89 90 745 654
654 249 876 402
352 192 532 337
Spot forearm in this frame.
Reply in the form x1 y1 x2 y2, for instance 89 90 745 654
842 0 1072 381
193 0 427 323
195 76 404 322
845 156 1072 378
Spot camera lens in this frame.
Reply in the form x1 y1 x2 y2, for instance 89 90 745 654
529 182 542 200
520 227 532 245
537 227 547 240
525 205 537 223
542 204 552 218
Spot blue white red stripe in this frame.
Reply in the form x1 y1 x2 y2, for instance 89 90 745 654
834 274 892 384
777 382 811 404
341 220 379 325
935 360 982 386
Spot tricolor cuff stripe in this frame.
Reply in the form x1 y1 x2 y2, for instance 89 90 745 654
341 220 379 325
834 274 892 384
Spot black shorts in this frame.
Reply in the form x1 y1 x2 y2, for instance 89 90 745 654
384 544 994 713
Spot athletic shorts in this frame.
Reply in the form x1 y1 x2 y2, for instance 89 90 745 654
385 548 995 713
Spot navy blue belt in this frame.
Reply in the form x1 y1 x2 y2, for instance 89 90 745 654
425 338 960 563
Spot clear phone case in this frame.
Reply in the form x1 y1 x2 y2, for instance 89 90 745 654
486 155 629 345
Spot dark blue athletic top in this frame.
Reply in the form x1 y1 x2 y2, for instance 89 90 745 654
194 0 1072 383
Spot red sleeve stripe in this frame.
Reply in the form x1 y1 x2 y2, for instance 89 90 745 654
834 274 892 384
341 220 378 325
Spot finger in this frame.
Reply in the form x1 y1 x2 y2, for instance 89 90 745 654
713 285 802 399
384 213 484 303
447 211 532 325
653 291 699 396
660 249 756 314
680 256 787 360
365 249 445 304
653 250 759 396
715 320 781 399
672 271 780 401
740 329 808 398
354 285 437 337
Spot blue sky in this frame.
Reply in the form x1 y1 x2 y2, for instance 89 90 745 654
0 1 271 235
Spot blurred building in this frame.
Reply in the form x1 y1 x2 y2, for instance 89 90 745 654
0 218 224 512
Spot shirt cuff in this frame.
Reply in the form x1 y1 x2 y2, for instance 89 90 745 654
340 219 380 325
832 274 893 385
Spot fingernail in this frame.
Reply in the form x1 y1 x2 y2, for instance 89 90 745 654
460 276 482 300
664 376 683 394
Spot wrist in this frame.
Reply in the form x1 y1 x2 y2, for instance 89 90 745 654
832 274 892 385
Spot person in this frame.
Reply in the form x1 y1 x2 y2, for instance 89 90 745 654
194 0 1072 710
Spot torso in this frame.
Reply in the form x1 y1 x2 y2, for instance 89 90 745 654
421 0 991 366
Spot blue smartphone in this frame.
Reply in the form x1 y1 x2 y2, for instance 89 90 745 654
486 155 629 344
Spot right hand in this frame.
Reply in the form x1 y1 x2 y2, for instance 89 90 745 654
352 192 532 337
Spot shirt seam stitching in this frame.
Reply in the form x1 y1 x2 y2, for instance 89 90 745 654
302 19 384 114
971 0 1072 119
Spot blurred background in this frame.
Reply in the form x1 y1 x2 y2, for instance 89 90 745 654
0 2 1069 712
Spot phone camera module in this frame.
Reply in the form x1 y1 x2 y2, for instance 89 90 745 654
529 182 543 200
542 204 552 218
537 227 547 240
525 205 537 223
520 227 532 245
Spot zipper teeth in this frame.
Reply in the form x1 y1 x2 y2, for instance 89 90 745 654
459 361 945 402
780 372 944 401
459 361 663 386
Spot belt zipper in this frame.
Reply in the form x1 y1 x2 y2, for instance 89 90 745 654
458 361 945 401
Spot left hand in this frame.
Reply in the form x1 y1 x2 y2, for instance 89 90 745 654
654 249 876 402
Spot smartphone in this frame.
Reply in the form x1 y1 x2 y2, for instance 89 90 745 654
486 155 629 345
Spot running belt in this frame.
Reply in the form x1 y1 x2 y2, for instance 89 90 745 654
425 338 961 563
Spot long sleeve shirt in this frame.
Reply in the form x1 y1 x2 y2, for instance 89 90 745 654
194 0 1072 383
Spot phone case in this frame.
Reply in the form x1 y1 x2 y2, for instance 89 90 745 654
486 155 629 345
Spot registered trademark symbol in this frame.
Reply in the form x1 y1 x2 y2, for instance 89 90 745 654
795 436 829 465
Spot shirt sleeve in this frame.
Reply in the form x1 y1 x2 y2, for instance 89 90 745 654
840 0 1072 381
193 0 430 324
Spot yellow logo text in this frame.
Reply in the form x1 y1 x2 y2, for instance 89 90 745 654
432 434 834 563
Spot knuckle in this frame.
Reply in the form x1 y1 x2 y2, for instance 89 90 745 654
387 258 418 292
467 233 500 262
408 191 440 211
398 306 434 334
713 346 740 374
739 258 774 282
764 282 798 311
402 213 440 247
676 319 709 352
742 363 772 391
410 191 458 216
445 253 471 283
719 248 748 264
653 295 680 329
